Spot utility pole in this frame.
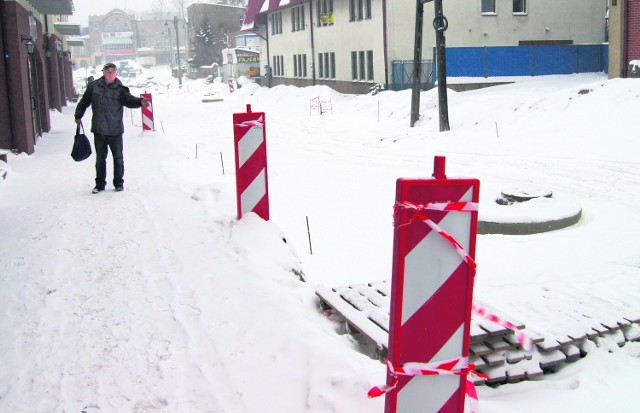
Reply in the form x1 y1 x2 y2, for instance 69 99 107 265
173 15 182 88
433 0 450 131
409 0 450 131
410 0 424 127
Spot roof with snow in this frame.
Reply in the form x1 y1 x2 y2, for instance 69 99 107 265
242 0 303 31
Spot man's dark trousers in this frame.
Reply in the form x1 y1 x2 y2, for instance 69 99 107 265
94 133 124 189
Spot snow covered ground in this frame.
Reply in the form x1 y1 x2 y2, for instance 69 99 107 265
1 67 639 412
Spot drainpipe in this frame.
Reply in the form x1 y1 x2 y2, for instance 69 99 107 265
0 0 17 150
309 0 316 85
266 20 271 87
382 0 389 89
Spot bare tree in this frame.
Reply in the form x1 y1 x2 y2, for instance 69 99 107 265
173 0 193 21
154 0 167 19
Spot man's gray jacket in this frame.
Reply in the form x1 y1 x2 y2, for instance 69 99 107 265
74 77 143 135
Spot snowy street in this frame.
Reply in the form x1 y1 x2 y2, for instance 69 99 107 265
1 70 640 412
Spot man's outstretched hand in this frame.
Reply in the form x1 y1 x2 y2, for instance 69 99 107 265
141 98 150 108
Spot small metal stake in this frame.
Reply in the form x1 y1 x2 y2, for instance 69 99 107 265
306 216 313 255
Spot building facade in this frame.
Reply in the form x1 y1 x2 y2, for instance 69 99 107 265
0 0 77 156
70 9 186 72
186 3 247 69
608 0 640 78
243 0 607 94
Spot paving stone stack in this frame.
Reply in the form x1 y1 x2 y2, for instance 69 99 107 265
316 280 640 386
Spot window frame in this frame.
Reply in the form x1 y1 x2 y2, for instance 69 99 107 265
291 5 305 32
513 0 527 15
481 0 496 14
351 51 358 81
329 52 336 79
317 0 334 27
271 11 283 35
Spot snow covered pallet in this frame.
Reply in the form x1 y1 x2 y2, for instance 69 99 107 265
315 280 640 386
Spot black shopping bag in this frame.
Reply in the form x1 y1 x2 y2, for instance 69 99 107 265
71 122 92 162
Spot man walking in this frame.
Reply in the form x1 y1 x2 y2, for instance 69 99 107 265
74 62 150 194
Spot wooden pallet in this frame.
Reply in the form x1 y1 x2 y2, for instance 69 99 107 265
316 280 640 385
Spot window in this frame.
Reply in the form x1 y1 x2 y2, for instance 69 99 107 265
513 0 526 14
352 50 374 82
481 0 496 14
330 52 335 79
317 52 335 79
291 5 305 31
351 51 358 80
366 50 374 81
303 55 307 77
273 55 284 77
349 0 371 21
317 0 334 27
324 52 330 79
271 11 283 34
293 54 307 78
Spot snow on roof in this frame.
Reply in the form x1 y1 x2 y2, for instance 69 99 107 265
242 0 302 31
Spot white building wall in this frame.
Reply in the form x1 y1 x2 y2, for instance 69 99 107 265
386 0 606 64
446 0 607 47
257 0 607 91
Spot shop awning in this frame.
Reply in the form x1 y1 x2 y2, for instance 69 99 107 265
29 0 74 16
66 38 85 47
54 22 81 36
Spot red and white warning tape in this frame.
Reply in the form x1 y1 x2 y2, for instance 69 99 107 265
395 201 478 270
377 201 533 410
472 304 534 351
368 357 488 413
395 200 533 350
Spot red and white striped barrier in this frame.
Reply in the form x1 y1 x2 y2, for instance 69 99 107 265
141 92 154 131
384 156 480 413
228 79 235 93
232 104 269 220
369 358 487 413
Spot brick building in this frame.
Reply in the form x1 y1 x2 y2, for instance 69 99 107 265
186 3 246 68
70 9 186 71
0 0 77 156
609 0 640 77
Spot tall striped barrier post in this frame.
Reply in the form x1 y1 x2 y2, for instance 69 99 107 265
385 156 480 413
141 92 154 131
232 104 269 220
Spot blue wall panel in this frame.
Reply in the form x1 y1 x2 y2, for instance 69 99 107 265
390 45 608 91
444 47 485 77
487 47 531 77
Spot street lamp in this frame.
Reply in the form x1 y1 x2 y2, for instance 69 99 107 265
164 21 174 71
173 16 182 88
25 39 35 55
21 35 37 139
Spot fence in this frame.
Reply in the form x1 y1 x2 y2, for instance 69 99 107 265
391 44 608 91
391 60 435 91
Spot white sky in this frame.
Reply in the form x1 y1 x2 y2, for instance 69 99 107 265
68 0 185 26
